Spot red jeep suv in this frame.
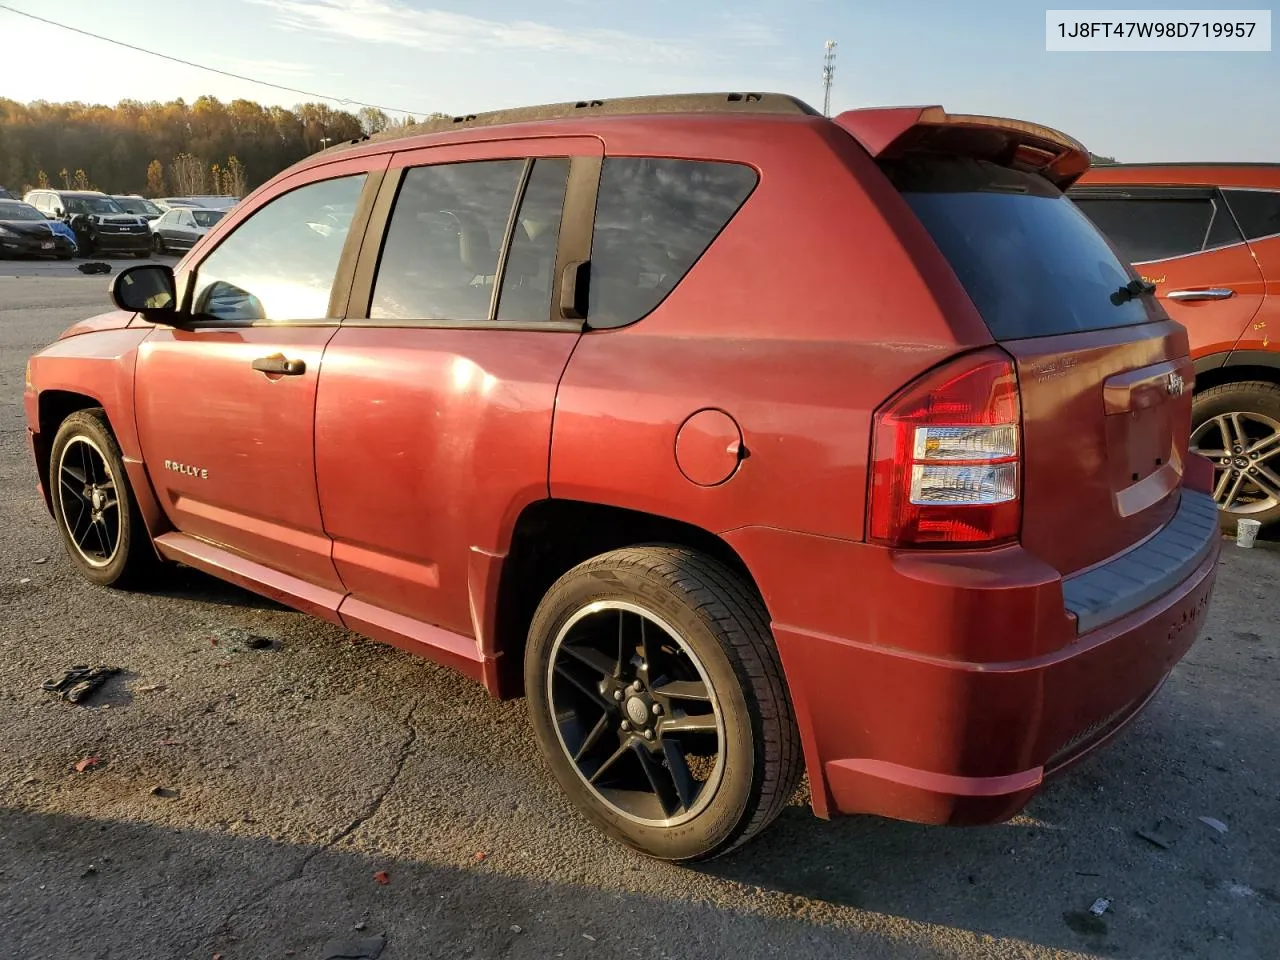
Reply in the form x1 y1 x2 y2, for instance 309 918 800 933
1071 164 1280 529
24 94 1219 861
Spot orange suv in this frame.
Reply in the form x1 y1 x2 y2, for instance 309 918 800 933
1071 165 1280 529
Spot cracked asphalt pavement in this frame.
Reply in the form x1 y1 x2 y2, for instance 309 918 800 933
1 277 1278 960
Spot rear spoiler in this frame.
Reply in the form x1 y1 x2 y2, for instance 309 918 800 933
834 106 1091 190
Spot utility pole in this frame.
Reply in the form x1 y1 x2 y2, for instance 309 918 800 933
822 40 838 117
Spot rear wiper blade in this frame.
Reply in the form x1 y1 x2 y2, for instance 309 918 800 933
1111 278 1156 305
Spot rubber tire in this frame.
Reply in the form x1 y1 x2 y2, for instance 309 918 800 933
152 233 165 255
1192 380 1280 531
525 546 803 861
48 409 158 589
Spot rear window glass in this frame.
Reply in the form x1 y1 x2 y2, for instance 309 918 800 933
589 158 757 328
885 158 1149 341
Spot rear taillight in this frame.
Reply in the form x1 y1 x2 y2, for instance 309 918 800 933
868 348 1021 547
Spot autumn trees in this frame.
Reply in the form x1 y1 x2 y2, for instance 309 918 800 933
0 96 368 197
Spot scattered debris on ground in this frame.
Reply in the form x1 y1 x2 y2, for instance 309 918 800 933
1136 817 1186 850
73 757 99 773
136 683 167 693
150 785 180 798
1198 816 1229 834
42 664 120 705
373 870 390 885
76 262 112 275
1089 897 1111 917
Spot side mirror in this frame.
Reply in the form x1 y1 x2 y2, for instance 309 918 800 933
53 207 64 218
110 263 181 322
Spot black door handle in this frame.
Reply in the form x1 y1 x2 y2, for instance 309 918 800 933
251 355 306 376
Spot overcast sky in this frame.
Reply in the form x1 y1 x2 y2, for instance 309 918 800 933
2 0 1276 161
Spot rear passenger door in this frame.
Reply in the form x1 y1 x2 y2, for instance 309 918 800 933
315 137 601 647
1071 187 1265 363
1221 188 1280 357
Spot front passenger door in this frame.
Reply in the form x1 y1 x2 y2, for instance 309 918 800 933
134 159 386 600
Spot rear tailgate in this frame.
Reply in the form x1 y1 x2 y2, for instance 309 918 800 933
850 108 1194 576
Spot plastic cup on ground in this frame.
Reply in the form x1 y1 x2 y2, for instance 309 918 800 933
1236 518 1261 548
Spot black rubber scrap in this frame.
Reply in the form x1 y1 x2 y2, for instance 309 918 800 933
318 936 386 959
41 665 120 704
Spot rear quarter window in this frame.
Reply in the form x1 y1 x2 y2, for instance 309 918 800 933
1223 189 1280 242
1070 195 1243 262
884 158 1150 341
588 158 757 329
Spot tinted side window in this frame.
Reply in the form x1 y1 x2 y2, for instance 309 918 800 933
192 174 366 324
588 158 757 328
1223 190 1280 241
1072 198 1212 262
372 160 523 321
496 159 569 322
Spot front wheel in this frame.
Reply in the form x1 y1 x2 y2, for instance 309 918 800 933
1190 380 1280 531
151 233 165 254
525 546 802 861
48 409 158 588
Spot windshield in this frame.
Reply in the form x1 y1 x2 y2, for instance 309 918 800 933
65 196 126 216
0 202 46 222
115 197 160 215
193 210 226 228
882 157 1150 340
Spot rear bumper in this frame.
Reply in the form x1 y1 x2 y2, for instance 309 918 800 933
723 487 1220 824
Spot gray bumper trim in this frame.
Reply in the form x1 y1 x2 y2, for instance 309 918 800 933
1063 489 1218 634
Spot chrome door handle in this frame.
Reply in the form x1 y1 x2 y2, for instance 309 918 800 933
1166 288 1235 302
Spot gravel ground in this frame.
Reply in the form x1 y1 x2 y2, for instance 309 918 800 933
1 278 1277 960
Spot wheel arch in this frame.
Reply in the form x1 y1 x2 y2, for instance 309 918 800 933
34 389 106 513
1193 352 1280 393
489 498 769 699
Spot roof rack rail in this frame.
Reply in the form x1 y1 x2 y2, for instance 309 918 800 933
323 92 819 154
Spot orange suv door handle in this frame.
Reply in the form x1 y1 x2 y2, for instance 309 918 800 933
1166 288 1235 302
251 354 306 376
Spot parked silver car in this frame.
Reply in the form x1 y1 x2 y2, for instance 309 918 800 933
149 206 227 254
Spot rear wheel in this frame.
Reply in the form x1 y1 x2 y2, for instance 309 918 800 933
152 233 165 254
525 546 802 861
48 409 158 588
1190 381 1280 531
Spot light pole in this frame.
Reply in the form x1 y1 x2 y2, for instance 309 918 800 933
318 137 332 150
822 40 838 117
